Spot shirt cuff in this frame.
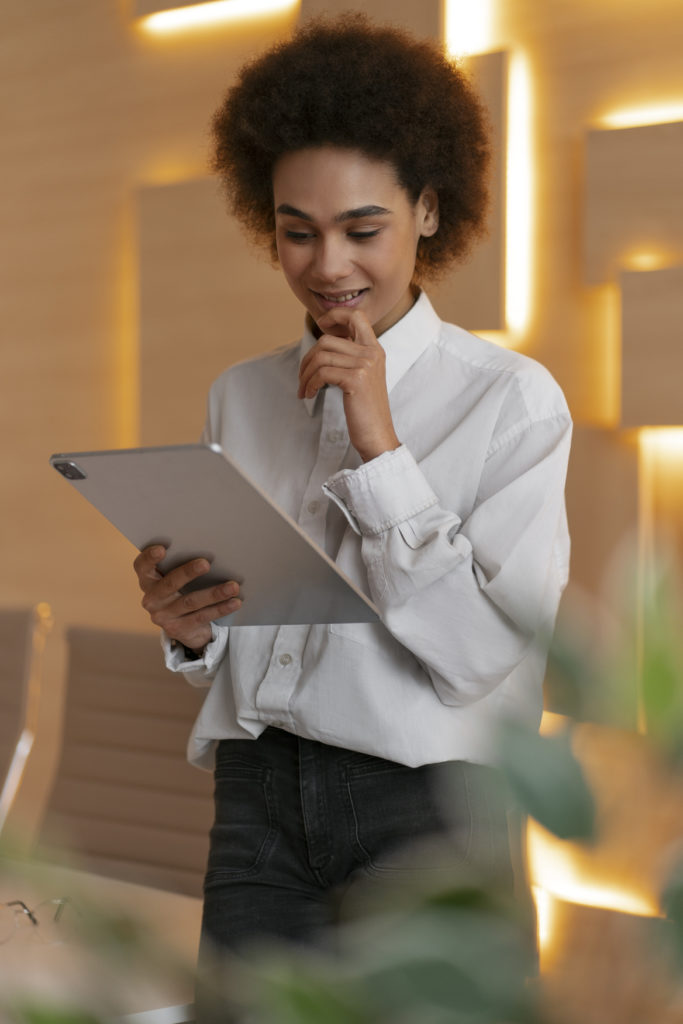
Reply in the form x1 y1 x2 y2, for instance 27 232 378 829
161 622 229 674
322 445 438 536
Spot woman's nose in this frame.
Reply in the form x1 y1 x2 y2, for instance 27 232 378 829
311 236 354 283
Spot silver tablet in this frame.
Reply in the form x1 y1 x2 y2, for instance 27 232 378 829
50 443 378 627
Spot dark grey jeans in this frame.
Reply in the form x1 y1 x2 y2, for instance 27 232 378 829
199 726 513 958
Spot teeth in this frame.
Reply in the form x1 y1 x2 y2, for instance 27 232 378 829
321 290 361 302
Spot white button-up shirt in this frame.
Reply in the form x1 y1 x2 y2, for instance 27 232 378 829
165 292 572 770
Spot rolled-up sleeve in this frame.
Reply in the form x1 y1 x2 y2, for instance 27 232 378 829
323 412 572 707
161 622 230 687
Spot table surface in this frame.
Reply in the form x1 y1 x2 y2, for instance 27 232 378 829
0 859 201 1018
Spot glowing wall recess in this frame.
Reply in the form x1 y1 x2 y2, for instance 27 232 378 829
620 266 683 428
584 121 683 287
137 0 299 32
446 1 534 345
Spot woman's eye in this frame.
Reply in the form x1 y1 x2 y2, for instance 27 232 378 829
285 230 314 242
348 230 380 240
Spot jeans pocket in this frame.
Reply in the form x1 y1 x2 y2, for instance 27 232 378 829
204 756 277 886
344 760 468 875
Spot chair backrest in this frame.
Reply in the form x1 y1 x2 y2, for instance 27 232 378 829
0 604 53 832
38 627 213 897
0 609 33 775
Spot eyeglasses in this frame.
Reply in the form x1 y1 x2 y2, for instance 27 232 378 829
0 897 78 946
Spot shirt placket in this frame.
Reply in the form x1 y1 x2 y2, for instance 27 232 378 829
253 386 350 729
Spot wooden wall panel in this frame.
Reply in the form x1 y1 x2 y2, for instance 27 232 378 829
429 50 507 331
300 0 442 38
564 426 639 598
584 122 683 286
139 178 302 445
620 266 683 428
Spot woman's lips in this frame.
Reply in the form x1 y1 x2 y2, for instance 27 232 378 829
314 288 368 310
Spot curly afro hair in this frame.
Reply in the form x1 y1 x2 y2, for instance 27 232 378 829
211 15 490 281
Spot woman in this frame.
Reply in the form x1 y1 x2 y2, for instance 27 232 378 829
134 14 571 965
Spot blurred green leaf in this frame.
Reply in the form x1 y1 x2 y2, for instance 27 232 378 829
345 907 536 1023
639 572 683 763
245 898 540 1024
497 721 595 840
9 1006 103 1024
545 631 601 721
255 960 374 1024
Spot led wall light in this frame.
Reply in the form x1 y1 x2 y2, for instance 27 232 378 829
639 428 683 460
444 0 494 58
598 101 683 130
505 52 534 336
527 819 659 960
139 0 299 34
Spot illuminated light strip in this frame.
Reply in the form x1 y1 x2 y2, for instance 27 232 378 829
639 427 683 458
528 822 659 920
532 886 554 951
536 879 658 918
139 0 299 34
444 0 494 57
600 282 621 426
115 201 140 448
505 52 533 337
598 102 683 130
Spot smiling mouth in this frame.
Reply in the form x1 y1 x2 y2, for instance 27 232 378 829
315 288 368 304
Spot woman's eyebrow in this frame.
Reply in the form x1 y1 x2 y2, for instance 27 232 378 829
275 203 392 221
276 204 313 220
336 205 392 222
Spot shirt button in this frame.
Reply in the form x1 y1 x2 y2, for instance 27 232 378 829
307 500 320 515
327 429 345 444
278 653 293 667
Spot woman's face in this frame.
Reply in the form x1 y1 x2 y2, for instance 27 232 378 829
272 147 438 337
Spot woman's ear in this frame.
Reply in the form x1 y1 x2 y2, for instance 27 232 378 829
418 186 439 238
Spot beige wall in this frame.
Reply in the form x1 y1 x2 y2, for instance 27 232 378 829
2 0 683 662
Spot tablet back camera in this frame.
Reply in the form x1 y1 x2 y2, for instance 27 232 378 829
53 461 87 481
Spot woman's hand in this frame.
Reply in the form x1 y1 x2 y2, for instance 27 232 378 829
133 545 242 653
298 308 400 462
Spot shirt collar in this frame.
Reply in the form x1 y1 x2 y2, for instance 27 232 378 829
299 290 441 417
